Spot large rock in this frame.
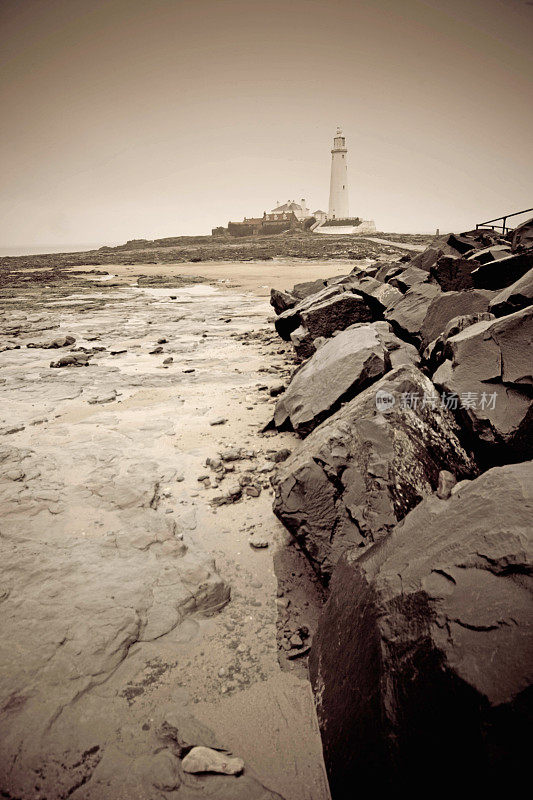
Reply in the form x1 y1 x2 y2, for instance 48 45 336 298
466 244 511 264
489 267 533 317
374 262 404 282
409 231 507 274
430 255 479 291
472 251 533 290
310 461 533 794
275 285 347 340
270 288 296 315
290 292 374 358
423 311 495 374
388 265 433 292
418 288 494 347
433 305 533 462
292 278 327 299
330 273 403 312
511 216 533 252
273 365 477 581
273 322 418 435
384 285 492 348
408 234 463 272
384 283 442 343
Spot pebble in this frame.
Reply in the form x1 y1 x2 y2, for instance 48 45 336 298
181 746 244 776
210 417 227 426
249 538 269 549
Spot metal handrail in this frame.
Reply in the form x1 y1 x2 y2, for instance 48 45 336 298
476 207 533 236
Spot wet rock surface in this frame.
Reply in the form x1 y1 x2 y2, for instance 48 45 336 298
265 231 533 796
310 461 533 793
272 322 418 435
272 365 477 581
433 305 533 462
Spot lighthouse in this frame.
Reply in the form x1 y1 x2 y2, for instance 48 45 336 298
328 127 349 220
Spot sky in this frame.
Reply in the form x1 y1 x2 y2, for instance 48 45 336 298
1 0 532 251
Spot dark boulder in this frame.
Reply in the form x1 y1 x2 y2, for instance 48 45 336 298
430 255 478 291
310 460 533 794
272 365 477 582
384 283 442 343
423 311 495 374
409 231 506 273
290 292 374 358
374 262 404 282
270 288 297 315
408 234 463 272
273 322 418 435
330 273 403 313
447 233 479 256
419 288 494 347
510 216 533 252
471 251 533 290
274 285 347 340
489 267 533 317
388 265 433 292
433 305 533 462
385 286 493 349
466 244 511 264
292 278 327 299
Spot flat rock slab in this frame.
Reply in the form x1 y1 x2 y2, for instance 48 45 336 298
310 460 533 793
273 322 417 435
273 365 477 582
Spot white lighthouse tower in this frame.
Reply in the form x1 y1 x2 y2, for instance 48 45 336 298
328 127 349 220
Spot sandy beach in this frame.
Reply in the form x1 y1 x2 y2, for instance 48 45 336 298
0 258 342 799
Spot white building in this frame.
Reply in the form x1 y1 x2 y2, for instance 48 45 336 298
328 128 349 220
313 128 376 234
269 199 310 221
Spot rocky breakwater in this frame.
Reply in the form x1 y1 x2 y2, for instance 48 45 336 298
268 220 533 793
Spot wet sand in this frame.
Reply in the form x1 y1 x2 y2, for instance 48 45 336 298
0 263 339 798
77 257 363 296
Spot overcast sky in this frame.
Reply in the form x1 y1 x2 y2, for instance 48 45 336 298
1 0 532 250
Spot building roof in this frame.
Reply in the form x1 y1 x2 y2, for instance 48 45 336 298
271 201 303 213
